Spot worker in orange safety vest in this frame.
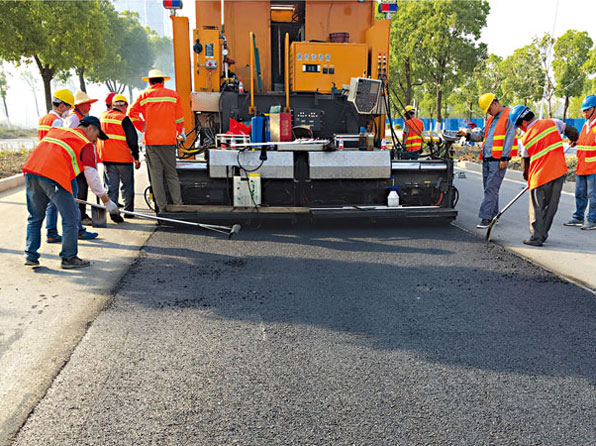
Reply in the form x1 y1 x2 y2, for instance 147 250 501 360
402 105 424 160
457 93 519 229
23 117 121 269
128 69 185 213
97 94 140 220
509 105 579 246
563 94 596 230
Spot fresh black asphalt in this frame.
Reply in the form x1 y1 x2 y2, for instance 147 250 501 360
12 221 596 445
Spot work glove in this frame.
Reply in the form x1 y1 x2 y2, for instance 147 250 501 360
105 200 119 214
177 129 187 143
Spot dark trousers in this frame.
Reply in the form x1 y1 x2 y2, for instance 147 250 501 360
104 163 135 212
479 160 506 220
145 145 182 212
529 174 566 242
76 172 89 217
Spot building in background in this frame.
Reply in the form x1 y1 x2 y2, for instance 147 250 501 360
113 0 170 37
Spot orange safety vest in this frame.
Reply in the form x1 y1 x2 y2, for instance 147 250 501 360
128 83 184 145
37 112 62 141
480 107 518 160
23 127 90 193
405 118 424 152
576 120 596 176
97 110 134 163
521 119 568 190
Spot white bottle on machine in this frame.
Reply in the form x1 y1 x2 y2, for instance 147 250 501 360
338 136 344 150
238 81 244 93
387 187 400 207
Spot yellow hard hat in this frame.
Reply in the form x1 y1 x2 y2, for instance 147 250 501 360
112 94 128 104
74 91 98 106
479 93 496 114
404 105 416 113
142 69 171 82
53 89 74 106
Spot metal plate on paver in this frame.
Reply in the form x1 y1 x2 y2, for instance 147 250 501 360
208 150 294 179
309 151 391 179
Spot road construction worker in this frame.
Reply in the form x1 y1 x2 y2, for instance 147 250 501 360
65 91 99 231
457 94 519 229
128 69 185 213
97 94 140 220
509 105 579 246
402 105 424 160
37 89 73 244
563 94 596 231
23 116 121 269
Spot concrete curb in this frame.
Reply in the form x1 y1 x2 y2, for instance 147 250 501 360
0 174 24 194
456 160 575 194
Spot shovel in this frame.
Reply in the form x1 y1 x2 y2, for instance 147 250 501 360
486 185 529 242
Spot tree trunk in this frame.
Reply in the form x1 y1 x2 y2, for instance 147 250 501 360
436 84 443 130
562 96 569 122
128 85 134 104
2 95 10 127
77 67 86 92
468 101 473 121
404 59 412 105
34 55 55 112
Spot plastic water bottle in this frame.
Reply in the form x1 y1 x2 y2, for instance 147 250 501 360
381 138 387 150
387 187 400 207
238 81 244 93
338 136 344 150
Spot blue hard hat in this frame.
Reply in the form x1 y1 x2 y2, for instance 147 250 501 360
581 94 596 111
509 104 531 127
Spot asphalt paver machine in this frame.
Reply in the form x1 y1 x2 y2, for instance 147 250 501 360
159 0 457 223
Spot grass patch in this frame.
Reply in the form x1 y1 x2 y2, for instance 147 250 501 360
0 124 36 139
0 149 30 179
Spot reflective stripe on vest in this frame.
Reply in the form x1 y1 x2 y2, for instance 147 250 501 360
38 113 61 141
140 96 177 106
98 110 133 163
23 127 89 193
576 122 596 175
481 107 518 159
520 119 568 190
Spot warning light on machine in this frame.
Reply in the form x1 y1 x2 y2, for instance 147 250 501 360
378 2 398 14
163 0 183 10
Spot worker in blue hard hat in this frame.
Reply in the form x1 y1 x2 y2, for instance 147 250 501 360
509 104 578 246
563 94 596 230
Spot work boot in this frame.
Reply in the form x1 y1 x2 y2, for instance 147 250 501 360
78 230 99 240
61 256 90 269
476 219 491 229
24 258 40 268
563 218 583 227
523 237 543 247
581 220 596 230
81 214 93 226
47 235 62 244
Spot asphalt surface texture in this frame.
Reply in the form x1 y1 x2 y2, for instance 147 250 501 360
11 220 596 446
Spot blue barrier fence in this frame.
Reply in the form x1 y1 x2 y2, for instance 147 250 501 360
387 118 587 131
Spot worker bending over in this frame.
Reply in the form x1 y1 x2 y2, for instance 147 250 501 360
23 117 121 269
129 69 185 214
563 94 596 230
97 94 140 221
402 105 424 160
509 105 578 246
457 94 518 229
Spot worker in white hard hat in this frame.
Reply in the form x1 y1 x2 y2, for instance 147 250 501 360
457 93 519 229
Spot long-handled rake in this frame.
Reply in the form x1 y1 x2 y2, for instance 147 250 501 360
485 185 528 242
76 199 241 239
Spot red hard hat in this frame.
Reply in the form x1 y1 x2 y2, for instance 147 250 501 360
105 92 117 105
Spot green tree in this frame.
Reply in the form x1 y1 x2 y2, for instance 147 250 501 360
417 0 490 125
553 30 593 121
389 1 426 105
499 42 544 106
0 66 9 127
148 31 174 77
0 1 114 110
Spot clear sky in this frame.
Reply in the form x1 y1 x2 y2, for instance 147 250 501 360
483 0 594 57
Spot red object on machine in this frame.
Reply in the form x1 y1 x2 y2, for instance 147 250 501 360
279 113 292 141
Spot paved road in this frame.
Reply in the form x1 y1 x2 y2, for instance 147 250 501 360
11 221 596 445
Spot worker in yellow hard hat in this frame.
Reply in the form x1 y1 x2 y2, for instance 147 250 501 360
456 93 519 229
402 105 425 159
37 89 74 244
97 93 140 221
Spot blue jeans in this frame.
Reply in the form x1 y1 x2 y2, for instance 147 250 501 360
47 178 86 237
25 174 78 261
573 173 596 223
104 163 135 212
479 160 507 220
